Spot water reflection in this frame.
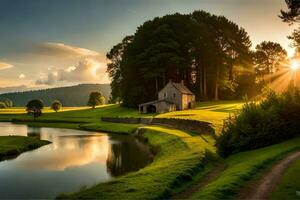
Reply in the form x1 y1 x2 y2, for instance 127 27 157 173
107 135 153 176
0 123 153 199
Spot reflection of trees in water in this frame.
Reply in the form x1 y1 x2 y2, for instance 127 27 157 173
106 136 153 177
27 126 41 139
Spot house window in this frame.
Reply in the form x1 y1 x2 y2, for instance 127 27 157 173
173 93 176 98
164 93 167 98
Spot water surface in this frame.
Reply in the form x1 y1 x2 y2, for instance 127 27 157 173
0 123 152 199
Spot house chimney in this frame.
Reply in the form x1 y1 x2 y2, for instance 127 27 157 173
181 80 184 85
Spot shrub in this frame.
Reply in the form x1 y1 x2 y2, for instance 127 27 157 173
0 102 6 108
217 89 300 157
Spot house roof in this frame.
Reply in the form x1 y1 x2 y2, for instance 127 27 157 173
170 82 194 95
139 99 175 107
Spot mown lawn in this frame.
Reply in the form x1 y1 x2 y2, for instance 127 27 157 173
58 126 216 199
271 159 300 200
190 137 300 200
0 136 50 160
157 100 244 133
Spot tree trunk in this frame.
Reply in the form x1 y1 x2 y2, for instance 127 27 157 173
203 64 207 99
155 78 158 95
196 63 203 101
214 67 219 100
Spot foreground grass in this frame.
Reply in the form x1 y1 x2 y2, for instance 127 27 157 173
58 126 216 199
271 159 300 200
0 136 50 160
191 137 300 200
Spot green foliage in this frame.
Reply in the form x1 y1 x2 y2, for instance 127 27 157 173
0 84 110 106
0 102 6 108
26 99 44 119
217 89 300 157
107 11 252 107
87 92 105 108
0 97 13 108
51 100 62 112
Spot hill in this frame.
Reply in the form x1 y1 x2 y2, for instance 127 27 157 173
0 84 111 106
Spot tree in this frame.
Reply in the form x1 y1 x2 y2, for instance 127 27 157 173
88 92 105 108
51 100 62 112
280 0 300 23
107 11 253 106
107 36 134 103
253 41 287 79
287 27 300 57
26 99 44 120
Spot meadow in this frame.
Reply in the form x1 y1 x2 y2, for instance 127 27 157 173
0 101 299 199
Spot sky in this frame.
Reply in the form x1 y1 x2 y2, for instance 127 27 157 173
0 0 296 93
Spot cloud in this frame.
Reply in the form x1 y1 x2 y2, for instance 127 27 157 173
35 58 109 85
0 62 14 70
34 42 100 58
19 74 25 79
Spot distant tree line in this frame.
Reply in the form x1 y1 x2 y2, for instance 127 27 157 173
107 11 292 108
26 91 105 119
0 84 110 107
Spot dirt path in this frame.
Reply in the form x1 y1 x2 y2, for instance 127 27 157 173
236 151 300 200
171 163 226 200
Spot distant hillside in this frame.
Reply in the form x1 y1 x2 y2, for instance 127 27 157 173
0 84 111 107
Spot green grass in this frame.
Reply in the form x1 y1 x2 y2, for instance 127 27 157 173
190 137 300 200
157 100 244 134
0 136 50 160
57 126 216 199
271 159 300 200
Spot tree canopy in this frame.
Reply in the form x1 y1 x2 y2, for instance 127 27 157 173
26 99 44 119
107 11 253 107
88 92 105 108
280 0 300 23
254 41 287 76
51 100 62 112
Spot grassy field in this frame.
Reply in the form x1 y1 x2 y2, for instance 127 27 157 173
157 100 244 133
271 159 300 200
58 126 217 199
0 106 90 114
190 137 300 200
0 136 50 160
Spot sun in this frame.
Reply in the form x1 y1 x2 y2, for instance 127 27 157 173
290 60 300 71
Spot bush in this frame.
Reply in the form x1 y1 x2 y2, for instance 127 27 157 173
217 88 300 157
0 102 6 108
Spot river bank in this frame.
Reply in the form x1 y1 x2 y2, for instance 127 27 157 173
0 136 50 161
